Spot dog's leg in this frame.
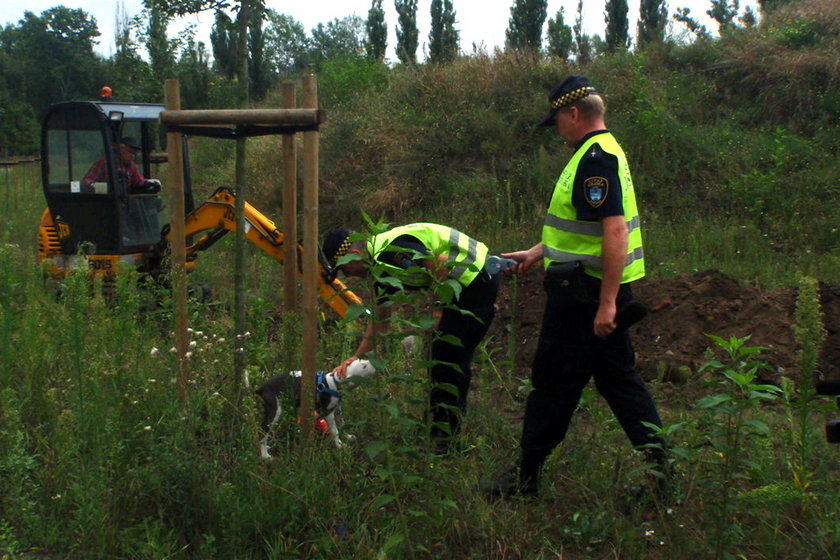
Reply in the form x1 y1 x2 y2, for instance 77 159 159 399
334 405 356 443
324 411 344 448
259 394 282 460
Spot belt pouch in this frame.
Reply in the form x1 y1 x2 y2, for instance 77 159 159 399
544 261 590 309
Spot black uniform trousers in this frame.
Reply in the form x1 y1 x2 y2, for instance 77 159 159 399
520 276 665 473
429 271 499 441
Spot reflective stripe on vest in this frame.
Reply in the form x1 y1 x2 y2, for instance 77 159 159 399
542 132 645 282
368 223 488 287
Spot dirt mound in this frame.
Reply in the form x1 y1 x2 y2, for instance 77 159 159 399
493 269 840 385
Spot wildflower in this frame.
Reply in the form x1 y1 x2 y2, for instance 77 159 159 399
150 347 159 357
169 347 176 353
185 352 193 359
143 426 152 432
189 340 197 349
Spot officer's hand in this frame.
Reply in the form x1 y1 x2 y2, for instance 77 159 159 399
594 302 617 338
331 356 358 380
501 249 539 275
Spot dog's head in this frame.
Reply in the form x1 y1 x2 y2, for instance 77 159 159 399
344 359 375 381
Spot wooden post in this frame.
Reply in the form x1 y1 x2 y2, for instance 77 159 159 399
282 81 298 313
233 136 247 406
165 79 189 402
299 75 319 439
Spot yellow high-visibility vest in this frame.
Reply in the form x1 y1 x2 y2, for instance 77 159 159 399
369 223 488 287
542 132 645 282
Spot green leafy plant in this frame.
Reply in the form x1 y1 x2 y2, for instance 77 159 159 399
696 334 782 559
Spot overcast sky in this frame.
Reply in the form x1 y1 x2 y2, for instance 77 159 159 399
1 0 759 61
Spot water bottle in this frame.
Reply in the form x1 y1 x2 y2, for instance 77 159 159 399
485 255 517 275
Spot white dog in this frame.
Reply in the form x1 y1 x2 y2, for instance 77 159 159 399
255 359 375 459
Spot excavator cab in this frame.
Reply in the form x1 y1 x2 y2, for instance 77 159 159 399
38 97 363 318
40 100 193 271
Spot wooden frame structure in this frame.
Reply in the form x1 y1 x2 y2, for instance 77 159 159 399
160 78 322 432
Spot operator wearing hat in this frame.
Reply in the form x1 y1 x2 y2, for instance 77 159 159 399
81 136 160 194
323 223 500 453
486 76 671 499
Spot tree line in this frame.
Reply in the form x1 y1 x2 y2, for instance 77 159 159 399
0 0 793 157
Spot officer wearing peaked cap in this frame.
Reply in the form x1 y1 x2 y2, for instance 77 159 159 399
486 76 672 500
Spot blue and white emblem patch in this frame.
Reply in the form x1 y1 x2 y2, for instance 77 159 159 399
584 176 608 208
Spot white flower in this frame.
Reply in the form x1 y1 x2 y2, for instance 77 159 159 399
143 426 152 432
189 340 197 349
150 347 159 357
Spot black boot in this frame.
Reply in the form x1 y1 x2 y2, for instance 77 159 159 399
483 453 543 501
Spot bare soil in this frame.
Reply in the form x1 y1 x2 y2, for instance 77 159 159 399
493 269 840 386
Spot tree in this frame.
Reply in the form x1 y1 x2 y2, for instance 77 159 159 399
604 0 630 51
1 7 105 118
395 0 419 64
506 0 548 52
673 7 709 39
145 0 264 103
264 11 309 75
547 7 574 61
429 0 459 63
707 0 740 33
109 6 153 102
309 16 366 69
210 9 237 78
758 0 794 15
174 26 213 108
637 0 668 48
248 9 272 100
365 0 387 61
573 0 593 64
143 5 177 101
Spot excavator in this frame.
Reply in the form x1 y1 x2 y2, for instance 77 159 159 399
37 97 362 318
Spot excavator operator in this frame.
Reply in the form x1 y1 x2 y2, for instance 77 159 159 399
81 136 160 194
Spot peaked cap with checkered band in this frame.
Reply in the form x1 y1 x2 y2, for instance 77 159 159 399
537 76 599 127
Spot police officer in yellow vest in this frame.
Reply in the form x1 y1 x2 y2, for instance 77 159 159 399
324 223 499 453
487 76 670 499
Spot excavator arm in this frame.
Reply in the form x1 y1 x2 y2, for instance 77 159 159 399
164 187 363 319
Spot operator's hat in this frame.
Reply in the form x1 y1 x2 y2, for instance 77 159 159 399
537 76 598 127
323 229 354 268
120 136 142 150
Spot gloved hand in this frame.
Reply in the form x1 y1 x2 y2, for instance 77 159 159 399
140 179 161 192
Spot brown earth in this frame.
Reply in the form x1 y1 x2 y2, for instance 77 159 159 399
493 269 840 386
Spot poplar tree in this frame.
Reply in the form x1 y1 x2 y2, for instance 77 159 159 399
637 0 667 47
366 0 387 61
707 0 740 33
505 0 547 52
210 10 237 78
573 0 592 64
429 0 459 63
395 0 419 64
604 0 630 51
547 7 573 61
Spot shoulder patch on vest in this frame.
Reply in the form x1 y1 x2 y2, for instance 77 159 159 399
583 176 609 208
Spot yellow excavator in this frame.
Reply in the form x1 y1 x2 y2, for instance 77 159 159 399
37 98 361 317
